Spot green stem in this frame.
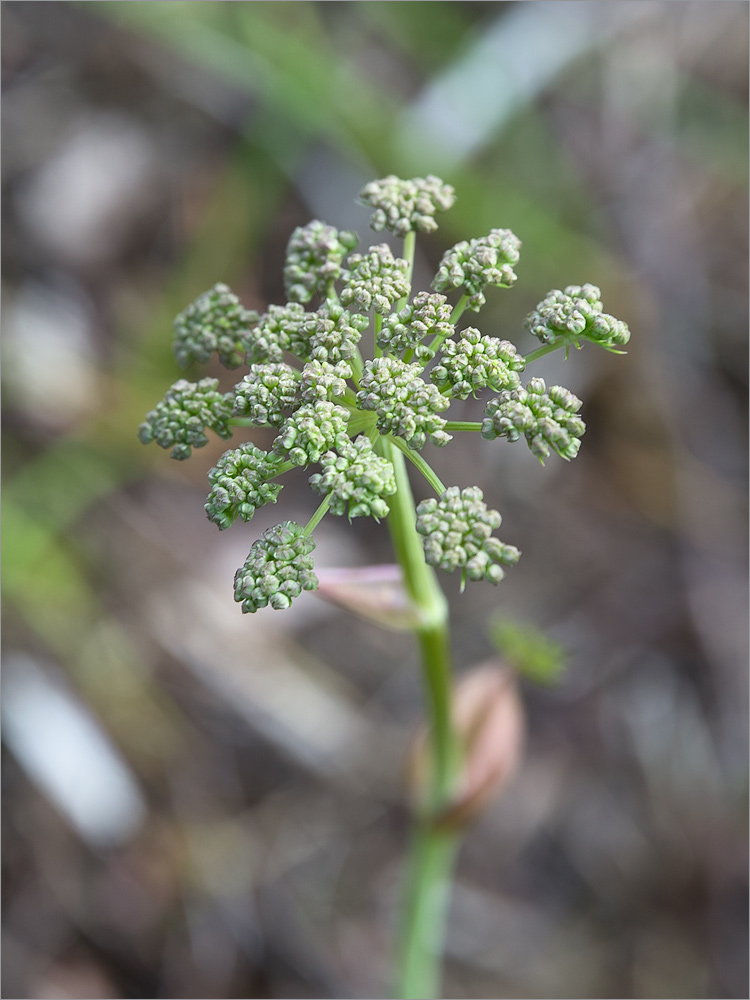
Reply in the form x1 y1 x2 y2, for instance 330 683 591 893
444 421 482 433
351 347 365 383
425 293 469 358
383 443 455 803
229 417 261 427
374 312 383 358
524 340 565 364
449 293 469 326
398 826 459 1000
270 459 294 478
346 409 377 436
397 230 416 312
384 443 445 628
302 494 330 536
387 436 446 496
384 439 460 999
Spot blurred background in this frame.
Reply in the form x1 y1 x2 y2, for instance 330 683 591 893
2 2 747 998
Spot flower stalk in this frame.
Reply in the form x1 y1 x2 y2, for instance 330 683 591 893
384 439 459 1000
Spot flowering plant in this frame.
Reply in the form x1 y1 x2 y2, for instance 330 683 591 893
140 174 629 997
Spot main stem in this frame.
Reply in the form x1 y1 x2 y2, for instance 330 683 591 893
398 826 460 1000
384 440 460 999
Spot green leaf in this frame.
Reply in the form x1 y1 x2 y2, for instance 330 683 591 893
489 616 565 685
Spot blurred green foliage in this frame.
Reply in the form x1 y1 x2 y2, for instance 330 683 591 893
489 616 566 685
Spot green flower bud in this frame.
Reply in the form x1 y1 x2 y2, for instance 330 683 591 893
431 328 525 399
273 400 350 467
433 229 521 311
341 244 410 315
173 283 260 369
309 435 396 520
356 358 452 450
234 521 318 613
416 486 520 586
302 300 369 365
283 221 358 303
377 291 453 360
138 378 233 460
205 443 282 530
482 377 585 462
248 302 311 364
233 363 299 428
525 284 630 351
359 175 456 236
299 359 353 403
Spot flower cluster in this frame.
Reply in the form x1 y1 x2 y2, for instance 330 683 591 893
273 400 350 467
433 228 521 310
299 360 352 403
341 244 410 314
233 363 299 428
284 221 358 303
138 378 234 460
525 284 630 351
482 378 585 462
173 283 260 370
303 300 369 364
416 487 520 586
205 442 282 530
357 358 452 450
309 435 396 520
247 302 310 364
141 174 630 612
431 328 525 399
377 291 453 360
359 174 456 236
233 521 318 613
